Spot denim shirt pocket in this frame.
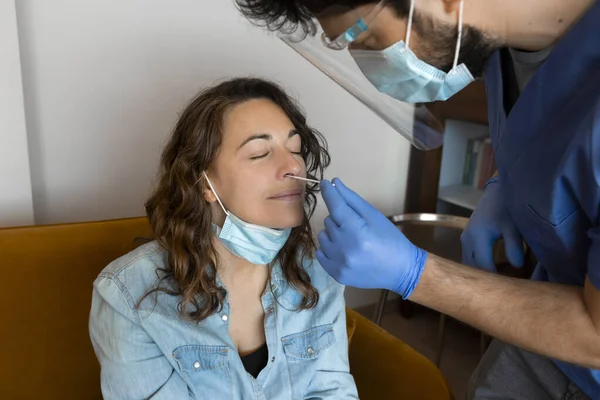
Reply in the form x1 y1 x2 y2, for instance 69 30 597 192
281 324 335 399
173 345 233 400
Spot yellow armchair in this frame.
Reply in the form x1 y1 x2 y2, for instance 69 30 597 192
0 218 452 399
346 307 453 399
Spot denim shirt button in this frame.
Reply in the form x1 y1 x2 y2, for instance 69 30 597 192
266 306 274 314
193 361 201 369
221 314 228 322
307 347 314 355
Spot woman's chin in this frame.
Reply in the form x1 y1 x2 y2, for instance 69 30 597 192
264 214 304 230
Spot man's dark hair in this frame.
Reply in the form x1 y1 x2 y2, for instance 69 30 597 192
235 0 410 34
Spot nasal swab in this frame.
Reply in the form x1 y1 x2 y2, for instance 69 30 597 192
286 175 336 187
286 175 321 184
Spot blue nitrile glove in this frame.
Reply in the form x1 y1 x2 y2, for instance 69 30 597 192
316 178 428 299
461 176 525 272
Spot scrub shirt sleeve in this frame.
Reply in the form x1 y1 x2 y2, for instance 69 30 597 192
586 99 600 289
586 228 600 289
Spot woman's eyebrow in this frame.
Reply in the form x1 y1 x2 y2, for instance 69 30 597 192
237 133 271 151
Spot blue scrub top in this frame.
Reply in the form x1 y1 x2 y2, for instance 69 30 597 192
484 1 600 397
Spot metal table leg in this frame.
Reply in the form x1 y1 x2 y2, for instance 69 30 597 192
435 313 447 367
373 289 389 326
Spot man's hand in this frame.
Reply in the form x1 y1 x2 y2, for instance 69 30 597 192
461 177 525 271
316 178 427 299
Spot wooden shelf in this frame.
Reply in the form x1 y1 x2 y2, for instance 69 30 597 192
405 81 489 214
438 184 483 211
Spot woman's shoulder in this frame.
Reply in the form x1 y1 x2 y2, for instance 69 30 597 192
275 256 345 314
300 256 342 294
95 241 168 300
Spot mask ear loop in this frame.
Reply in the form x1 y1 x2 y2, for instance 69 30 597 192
405 0 416 48
201 171 229 216
452 0 464 70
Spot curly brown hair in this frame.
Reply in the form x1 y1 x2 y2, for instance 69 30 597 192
142 77 330 322
235 0 410 35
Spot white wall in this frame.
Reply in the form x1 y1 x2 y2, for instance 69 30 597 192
0 0 34 228
14 0 411 307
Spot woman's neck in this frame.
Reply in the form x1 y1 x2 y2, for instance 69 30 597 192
213 238 270 294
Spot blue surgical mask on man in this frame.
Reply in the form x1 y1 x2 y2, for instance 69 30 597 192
350 0 474 103
203 172 291 265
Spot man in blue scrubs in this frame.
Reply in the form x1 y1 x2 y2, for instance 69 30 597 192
237 0 600 398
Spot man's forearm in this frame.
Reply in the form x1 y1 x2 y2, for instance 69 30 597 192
409 253 600 369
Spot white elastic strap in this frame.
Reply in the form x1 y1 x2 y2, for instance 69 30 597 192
452 0 464 70
202 171 229 216
405 0 416 48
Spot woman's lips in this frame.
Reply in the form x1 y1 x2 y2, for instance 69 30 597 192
268 189 303 201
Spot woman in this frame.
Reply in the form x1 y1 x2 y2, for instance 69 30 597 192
89 78 358 399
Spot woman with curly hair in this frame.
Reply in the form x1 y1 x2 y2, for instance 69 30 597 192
89 77 358 400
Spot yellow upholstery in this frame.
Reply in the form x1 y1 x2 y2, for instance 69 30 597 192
346 308 454 400
0 218 452 400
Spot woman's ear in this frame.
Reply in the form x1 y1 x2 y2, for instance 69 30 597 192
203 183 217 203
201 174 217 203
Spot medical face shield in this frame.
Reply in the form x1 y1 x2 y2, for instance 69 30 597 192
277 1 447 150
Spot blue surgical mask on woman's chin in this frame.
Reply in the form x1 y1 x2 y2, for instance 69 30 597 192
350 0 474 103
203 172 291 265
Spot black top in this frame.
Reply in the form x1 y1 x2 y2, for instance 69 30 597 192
240 343 268 379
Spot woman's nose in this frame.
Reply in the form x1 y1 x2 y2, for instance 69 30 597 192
277 149 302 178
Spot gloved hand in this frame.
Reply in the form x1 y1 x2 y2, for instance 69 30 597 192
461 176 525 272
316 178 428 299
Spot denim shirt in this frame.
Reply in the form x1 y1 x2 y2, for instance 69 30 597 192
89 241 358 400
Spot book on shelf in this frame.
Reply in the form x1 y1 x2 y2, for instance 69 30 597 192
462 137 496 189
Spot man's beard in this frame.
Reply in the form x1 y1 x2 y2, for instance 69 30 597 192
413 14 499 79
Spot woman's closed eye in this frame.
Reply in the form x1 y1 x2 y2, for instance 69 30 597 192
250 149 302 160
250 152 269 160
